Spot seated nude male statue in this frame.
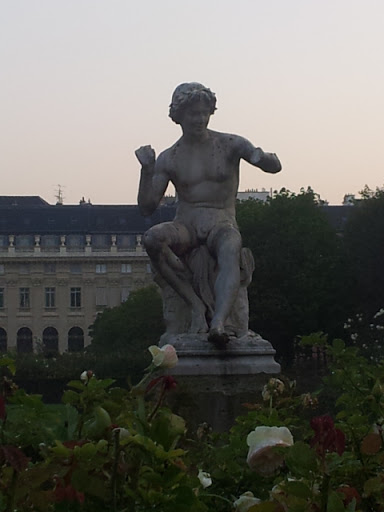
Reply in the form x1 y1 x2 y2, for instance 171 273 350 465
136 82 281 344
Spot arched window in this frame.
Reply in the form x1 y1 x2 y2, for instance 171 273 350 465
68 327 84 352
42 327 59 356
0 328 7 352
17 327 33 353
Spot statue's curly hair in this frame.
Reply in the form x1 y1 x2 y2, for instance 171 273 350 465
169 82 216 124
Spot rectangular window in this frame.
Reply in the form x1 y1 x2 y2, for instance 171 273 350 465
70 287 81 308
45 287 56 308
0 288 4 308
96 264 107 274
96 287 107 306
70 264 82 274
19 287 30 308
0 264 4 275
121 288 130 303
44 262 56 274
146 263 152 274
121 263 132 273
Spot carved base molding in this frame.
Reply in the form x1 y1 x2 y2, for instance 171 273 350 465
159 331 280 376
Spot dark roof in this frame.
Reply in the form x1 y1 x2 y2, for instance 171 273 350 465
0 196 49 207
0 196 353 236
0 198 176 235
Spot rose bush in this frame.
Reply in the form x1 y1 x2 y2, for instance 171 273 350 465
2 331 384 511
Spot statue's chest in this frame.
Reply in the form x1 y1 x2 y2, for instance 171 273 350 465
172 142 231 185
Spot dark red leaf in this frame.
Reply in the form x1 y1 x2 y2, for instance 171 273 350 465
0 445 29 472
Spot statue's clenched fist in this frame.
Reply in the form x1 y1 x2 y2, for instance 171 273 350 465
135 145 156 169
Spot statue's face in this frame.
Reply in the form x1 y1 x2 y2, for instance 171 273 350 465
179 97 211 137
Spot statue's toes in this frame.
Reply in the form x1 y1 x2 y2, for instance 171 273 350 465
208 327 229 346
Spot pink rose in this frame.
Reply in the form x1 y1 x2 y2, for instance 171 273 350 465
148 344 178 368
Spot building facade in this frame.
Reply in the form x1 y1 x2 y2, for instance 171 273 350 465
0 197 175 353
0 195 350 354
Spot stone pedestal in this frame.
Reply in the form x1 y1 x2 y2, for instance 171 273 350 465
160 332 280 431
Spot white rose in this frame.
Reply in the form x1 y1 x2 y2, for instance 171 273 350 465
234 492 261 512
272 378 285 393
112 427 130 441
261 386 271 401
80 370 94 383
247 426 293 476
148 344 178 368
197 469 212 488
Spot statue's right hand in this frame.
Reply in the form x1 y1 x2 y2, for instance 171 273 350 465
135 145 156 168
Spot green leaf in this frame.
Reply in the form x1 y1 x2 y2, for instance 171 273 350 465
300 332 328 347
172 485 200 508
332 338 345 354
61 389 80 405
87 377 115 390
0 356 16 374
96 439 109 453
284 480 312 499
51 440 71 458
71 469 107 498
150 410 186 450
64 404 79 439
252 503 277 512
285 442 318 477
73 442 97 458
327 491 346 512
66 380 86 391
364 476 384 496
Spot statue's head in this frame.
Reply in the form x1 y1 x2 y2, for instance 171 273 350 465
169 82 216 124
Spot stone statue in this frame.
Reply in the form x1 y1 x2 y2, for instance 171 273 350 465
136 82 281 345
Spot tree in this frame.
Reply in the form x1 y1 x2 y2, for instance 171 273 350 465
88 286 164 375
237 188 348 362
343 186 384 316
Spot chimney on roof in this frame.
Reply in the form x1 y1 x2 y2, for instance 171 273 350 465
55 185 64 205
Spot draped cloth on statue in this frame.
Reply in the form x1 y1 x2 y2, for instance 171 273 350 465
155 245 255 340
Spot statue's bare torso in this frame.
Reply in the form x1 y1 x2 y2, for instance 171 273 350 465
159 130 242 243
166 130 240 212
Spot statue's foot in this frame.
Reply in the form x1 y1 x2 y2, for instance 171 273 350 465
208 323 229 346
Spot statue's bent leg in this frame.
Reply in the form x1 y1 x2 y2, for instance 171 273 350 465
143 224 208 334
208 226 242 342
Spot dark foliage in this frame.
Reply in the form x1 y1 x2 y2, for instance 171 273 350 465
88 285 164 367
237 188 350 362
343 187 384 316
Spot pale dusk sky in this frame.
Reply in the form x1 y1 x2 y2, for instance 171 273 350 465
1 0 383 205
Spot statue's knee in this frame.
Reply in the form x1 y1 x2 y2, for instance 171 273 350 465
143 230 162 254
226 234 242 256
233 236 243 254
218 234 242 264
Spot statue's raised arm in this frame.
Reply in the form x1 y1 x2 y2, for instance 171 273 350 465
136 145 170 217
234 136 282 174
